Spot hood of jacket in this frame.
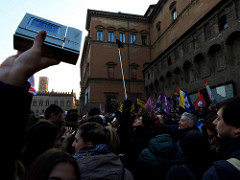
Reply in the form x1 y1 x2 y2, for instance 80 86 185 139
148 134 181 158
76 153 133 180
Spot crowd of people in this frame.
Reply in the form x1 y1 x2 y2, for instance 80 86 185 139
2 30 240 180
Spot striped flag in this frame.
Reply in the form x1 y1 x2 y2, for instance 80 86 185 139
203 79 217 104
28 75 37 95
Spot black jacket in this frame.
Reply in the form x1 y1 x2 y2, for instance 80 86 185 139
1 81 32 179
203 136 240 180
135 134 184 180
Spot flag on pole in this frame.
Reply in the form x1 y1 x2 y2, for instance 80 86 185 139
28 75 37 95
155 93 165 108
193 90 207 108
99 103 105 114
145 96 155 110
137 98 146 108
179 89 185 109
164 95 170 114
203 79 217 104
184 91 194 112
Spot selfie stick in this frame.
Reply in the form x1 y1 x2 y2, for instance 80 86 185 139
116 39 127 100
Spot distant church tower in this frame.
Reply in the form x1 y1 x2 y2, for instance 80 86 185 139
38 77 49 92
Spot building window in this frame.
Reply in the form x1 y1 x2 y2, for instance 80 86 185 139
108 31 114 42
219 15 228 31
60 101 64 107
39 100 43 106
97 30 103 41
204 23 212 40
54 100 58 105
167 56 172 66
67 101 71 107
172 9 177 21
169 1 177 21
130 34 136 44
156 21 161 37
131 68 137 80
32 100 37 106
107 67 114 78
141 35 147 45
120 32 125 43
45 100 49 106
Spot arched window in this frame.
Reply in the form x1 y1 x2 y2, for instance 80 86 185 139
169 1 177 21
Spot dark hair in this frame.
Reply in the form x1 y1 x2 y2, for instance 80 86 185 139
216 96 240 127
180 130 210 162
87 115 104 125
65 112 79 128
140 113 155 129
78 122 106 145
20 120 59 168
88 108 100 116
44 104 63 120
24 148 80 180
203 114 217 133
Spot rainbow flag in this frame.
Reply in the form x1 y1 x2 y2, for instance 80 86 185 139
204 79 217 104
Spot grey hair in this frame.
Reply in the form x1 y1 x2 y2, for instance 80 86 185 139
182 112 198 126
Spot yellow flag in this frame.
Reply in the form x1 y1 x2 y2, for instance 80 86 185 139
179 89 185 109
130 103 135 112
137 98 146 108
119 103 123 113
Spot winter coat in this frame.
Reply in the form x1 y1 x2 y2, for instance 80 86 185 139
74 144 134 180
135 134 184 180
203 136 240 180
1 81 32 179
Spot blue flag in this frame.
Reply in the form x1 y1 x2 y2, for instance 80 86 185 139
184 91 194 112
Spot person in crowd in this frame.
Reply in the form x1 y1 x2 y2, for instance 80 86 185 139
202 114 221 154
0 30 60 179
174 112 199 141
122 112 156 177
44 104 65 131
24 148 80 180
19 120 62 169
72 121 133 180
166 130 212 180
88 107 100 116
203 96 240 179
135 124 184 180
63 109 80 154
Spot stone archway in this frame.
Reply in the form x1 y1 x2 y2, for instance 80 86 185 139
194 53 210 78
208 44 226 72
226 31 240 65
182 60 193 83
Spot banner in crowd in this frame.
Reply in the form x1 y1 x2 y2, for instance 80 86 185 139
145 96 155 110
193 90 206 108
99 103 105 114
178 89 194 112
204 79 217 104
155 93 165 108
137 98 146 108
28 75 37 95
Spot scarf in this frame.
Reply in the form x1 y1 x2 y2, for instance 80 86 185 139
73 144 112 160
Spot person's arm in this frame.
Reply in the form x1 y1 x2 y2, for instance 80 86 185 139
0 31 59 86
0 30 60 179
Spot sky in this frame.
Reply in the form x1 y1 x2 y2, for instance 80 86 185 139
0 0 158 99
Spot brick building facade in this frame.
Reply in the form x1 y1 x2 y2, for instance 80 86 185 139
80 0 240 114
144 0 240 103
31 77 77 116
